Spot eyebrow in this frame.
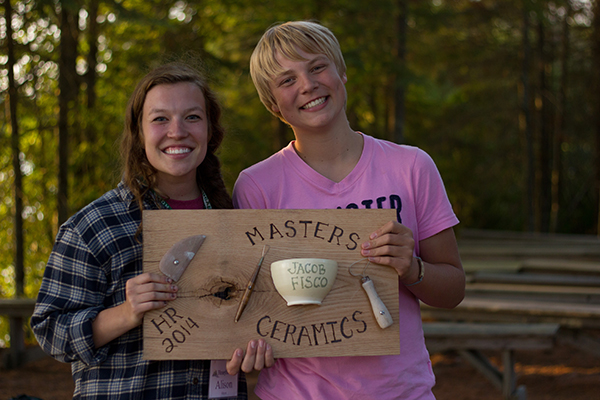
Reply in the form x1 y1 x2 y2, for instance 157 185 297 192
273 54 330 80
146 106 205 115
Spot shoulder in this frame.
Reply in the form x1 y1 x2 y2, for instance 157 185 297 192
236 145 292 188
60 183 139 247
68 184 131 224
241 145 291 177
233 144 294 208
363 134 434 167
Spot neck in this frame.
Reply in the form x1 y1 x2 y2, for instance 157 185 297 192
292 127 363 183
156 175 201 201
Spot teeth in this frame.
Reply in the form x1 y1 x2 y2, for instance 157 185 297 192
164 148 191 155
302 97 326 109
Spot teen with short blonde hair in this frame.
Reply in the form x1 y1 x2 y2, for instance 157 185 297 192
232 21 465 399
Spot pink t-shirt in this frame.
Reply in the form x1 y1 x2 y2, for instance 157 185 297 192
233 133 459 400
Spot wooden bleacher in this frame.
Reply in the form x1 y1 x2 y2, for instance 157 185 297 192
421 229 600 400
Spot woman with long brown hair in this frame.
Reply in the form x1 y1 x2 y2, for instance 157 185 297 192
31 61 265 399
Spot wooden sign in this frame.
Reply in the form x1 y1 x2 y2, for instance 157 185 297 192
143 209 400 360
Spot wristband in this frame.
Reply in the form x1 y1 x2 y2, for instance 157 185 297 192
405 256 424 287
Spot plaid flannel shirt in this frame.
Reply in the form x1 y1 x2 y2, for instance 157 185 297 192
31 181 247 400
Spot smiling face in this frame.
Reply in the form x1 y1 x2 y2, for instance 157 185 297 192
269 48 348 135
142 82 209 195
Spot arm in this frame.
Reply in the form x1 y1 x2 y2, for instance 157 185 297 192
31 208 178 363
31 225 109 364
361 222 465 308
92 272 178 348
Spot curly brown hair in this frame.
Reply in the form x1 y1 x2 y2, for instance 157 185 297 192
120 62 233 211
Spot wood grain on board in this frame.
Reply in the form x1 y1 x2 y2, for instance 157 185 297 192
143 209 400 360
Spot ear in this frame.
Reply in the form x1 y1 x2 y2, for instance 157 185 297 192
271 103 280 113
342 73 348 84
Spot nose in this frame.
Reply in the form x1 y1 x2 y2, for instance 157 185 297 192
299 73 318 93
167 117 187 138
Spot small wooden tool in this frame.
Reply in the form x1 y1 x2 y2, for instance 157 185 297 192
234 245 269 322
349 259 394 329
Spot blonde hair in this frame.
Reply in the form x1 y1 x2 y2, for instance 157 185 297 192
250 21 346 123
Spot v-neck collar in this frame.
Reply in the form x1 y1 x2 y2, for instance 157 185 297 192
285 132 372 193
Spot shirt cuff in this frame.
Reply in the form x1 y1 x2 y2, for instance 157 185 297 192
69 307 110 366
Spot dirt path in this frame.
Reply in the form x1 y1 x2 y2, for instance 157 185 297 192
1 343 599 400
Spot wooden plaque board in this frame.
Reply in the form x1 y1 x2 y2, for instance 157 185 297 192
143 209 400 360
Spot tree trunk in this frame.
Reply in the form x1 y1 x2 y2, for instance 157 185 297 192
86 0 99 110
550 6 570 233
5 0 25 297
75 0 99 193
58 2 79 225
392 0 407 144
537 15 552 233
593 0 600 236
521 0 535 232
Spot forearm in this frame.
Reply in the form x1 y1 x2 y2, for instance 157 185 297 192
404 258 465 308
92 272 179 348
92 304 139 348
407 227 465 308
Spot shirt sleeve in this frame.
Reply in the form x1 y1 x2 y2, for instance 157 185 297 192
412 148 459 242
233 170 269 210
31 222 110 366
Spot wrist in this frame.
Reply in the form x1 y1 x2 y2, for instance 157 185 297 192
405 256 424 287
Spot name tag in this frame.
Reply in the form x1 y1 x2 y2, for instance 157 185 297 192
208 360 238 399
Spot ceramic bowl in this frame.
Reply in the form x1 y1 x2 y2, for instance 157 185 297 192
270 258 338 306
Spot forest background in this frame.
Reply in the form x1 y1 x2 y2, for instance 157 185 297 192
1 0 600 347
